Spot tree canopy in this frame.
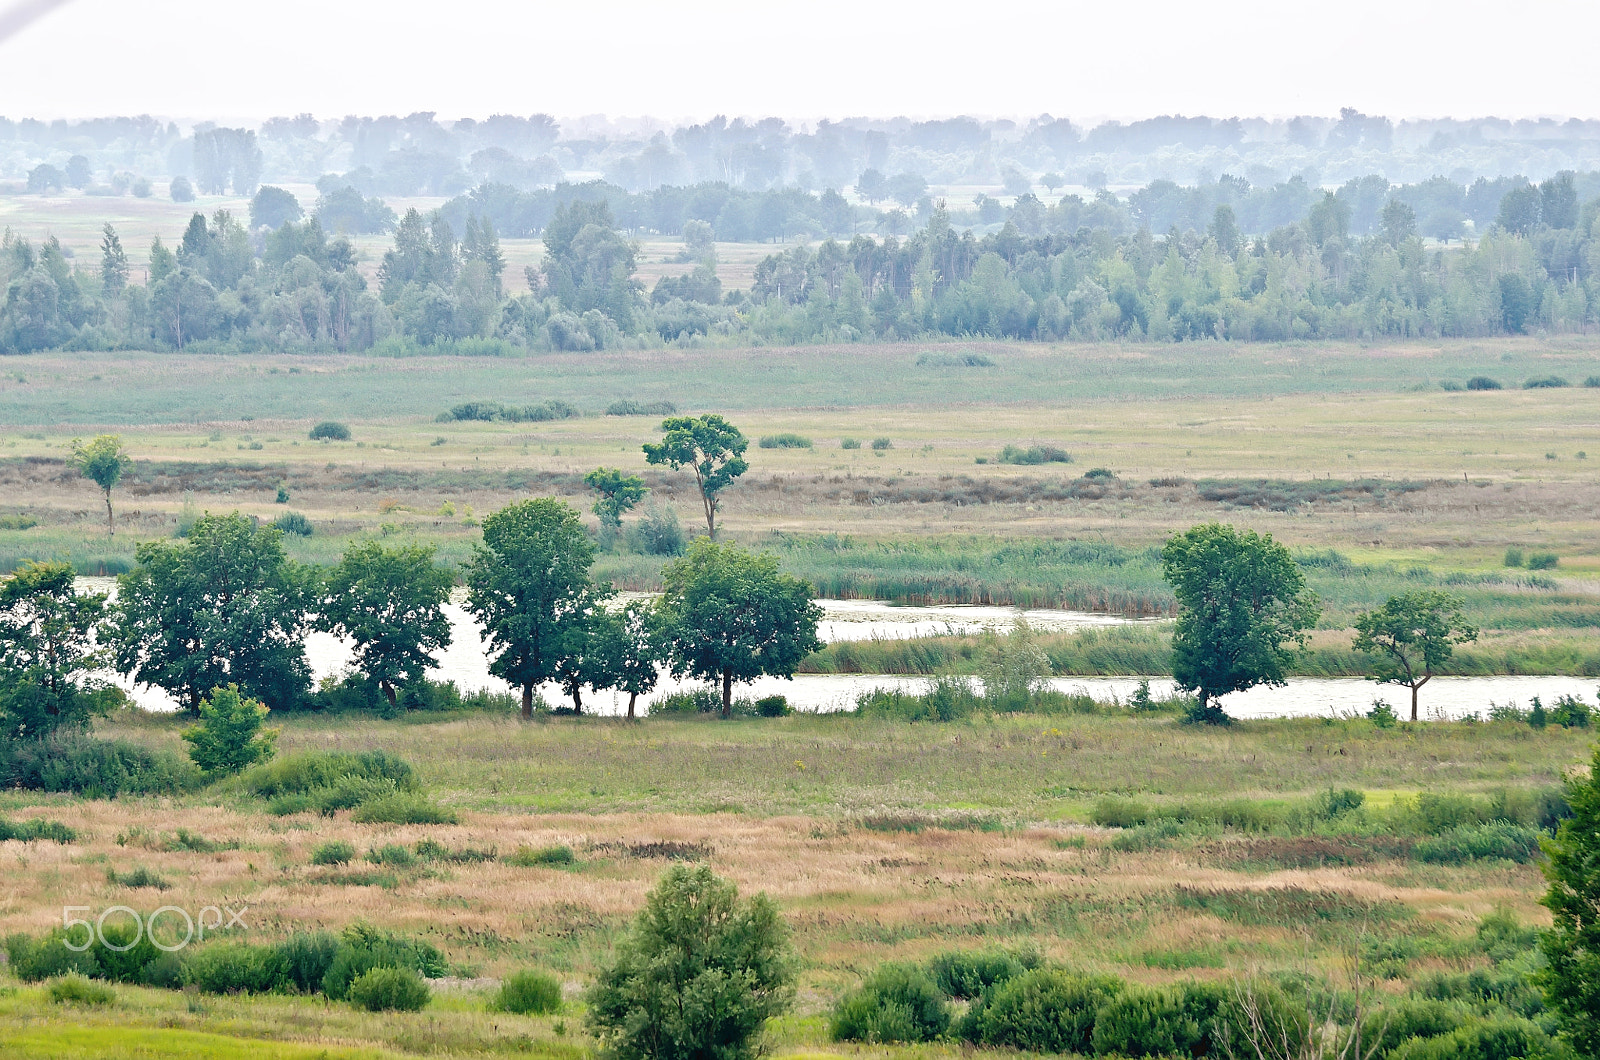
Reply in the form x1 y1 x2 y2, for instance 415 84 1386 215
1160 523 1319 722
0 561 114 740
657 539 823 716
319 541 454 709
1352 590 1479 721
1537 745 1600 1056
70 434 130 536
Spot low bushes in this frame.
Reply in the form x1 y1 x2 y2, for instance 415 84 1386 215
0 815 76 843
997 444 1072 465
605 400 676 416
348 966 430 1012
1414 823 1543 864
310 840 355 865
271 511 313 536
507 844 576 867
960 968 1122 1053
926 949 1030 1000
830 963 950 1043
308 421 351 440
237 749 450 821
758 433 812 449
496 969 562 1014
0 735 196 796
47 973 115 1006
437 400 577 423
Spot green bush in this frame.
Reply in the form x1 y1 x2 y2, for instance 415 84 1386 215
1551 694 1591 728
997 444 1071 465
585 865 795 1060
507 844 576 867
47 973 114 1006
183 943 289 994
758 433 812 449
414 838 495 864
367 843 418 868
5 930 99 981
1466 376 1503 390
496 969 562 1014
1523 376 1569 389
1090 986 1201 1058
271 512 313 536
275 931 341 994
840 437 861 449
830 964 950 1043
1415 824 1543 864
183 684 277 776
624 503 686 557
870 437 893 451
310 840 356 866
1526 552 1559 570
0 735 195 796
1388 1017 1552 1060
606 400 677 416
92 919 159 983
926 950 1026 1000
959 968 1120 1053
351 792 457 825
0 816 76 843
755 695 790 718
105 865 170 890
1504 548 1524 568
309 421 351 441
348 966 430 1012
320 923 446 1001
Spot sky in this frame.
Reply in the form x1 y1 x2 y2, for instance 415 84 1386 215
1 0 1598 125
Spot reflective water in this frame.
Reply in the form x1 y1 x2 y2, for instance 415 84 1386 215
79 580 1593 720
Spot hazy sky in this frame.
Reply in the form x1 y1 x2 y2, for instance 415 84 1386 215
2 0 1598 124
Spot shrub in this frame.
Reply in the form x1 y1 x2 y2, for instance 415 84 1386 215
438 400 578 423
831 963 950 1043
1466 376 1503 390
240 749 419 797
0 816 76 843
1361 998 1470 1057
92 918 159 982
1082 467 1117 480
1368 699 1400 727
1090 986 1201 1058
1551 694 1591 728
321 922 447 1000
869 437 893 451
105 865 170 890
507 844 576 867
1523 376 1569 389
959 968 1119 1052
586 865 794 1060
607 400 677 416
926 950 1025 1000
47 973 114 1006
0 734 194 796
1388 1018 1551 1060
1526 552 1558 570
310 839 356 866
758 433 812 449
367 843 418 868
755 695 790 717
414 838 495 864
1504 548 1524 568
624 503 686 556
183 684 277 776
496 969 562 1014
840 437 861 449
184 942 289 994
170 175 194 202
309 421 351 441
997 444 1072 465
5 930 99 981
275 931 341 993
272 511 313 536
1416 824 1543 864
348 966 430 1011
351 793 457 825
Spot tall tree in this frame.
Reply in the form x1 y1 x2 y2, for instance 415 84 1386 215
584 467 647 542
0 561 113 740
1160 523 1319 723
69 434 130 537
99 224 128 296
1379 198 1416 246
1537 743 1600 1057
464 499 607 719
642 415 749 539
109 512 313 714
1352 591 1479 721
588 601 665 718
657 540 822 717
319 541 454 709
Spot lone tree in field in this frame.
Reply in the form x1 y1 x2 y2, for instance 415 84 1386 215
0 560 115 740
70 434 131 537
182 683 277 776
584 467 648 544
109 512 313 713
319 541 454 710
1537 744 1600 1057
587 865 794 1060
1352 590 1479 722
657 539 822 717
464 498 607 719
1160 523 1319 723
642 415 748 539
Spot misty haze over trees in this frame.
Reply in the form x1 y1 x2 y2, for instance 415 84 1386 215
7 109 1600 351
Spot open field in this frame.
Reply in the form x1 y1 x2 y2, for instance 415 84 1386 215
0 709 1591 1056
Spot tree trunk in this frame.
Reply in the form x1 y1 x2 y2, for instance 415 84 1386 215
381 680 397 709
722 669 732 719
571 685 583 715
104 490 114 537
521 684 533 720
627 691 637 719
1411 683 1419 722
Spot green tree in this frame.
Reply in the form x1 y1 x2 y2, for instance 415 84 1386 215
1352 590 1479 721
642 415 749 539
1497 184 1542 234
69 434 130 537
99 224 128 296
1537 744 1600 1056
319 541 454 709
249 186 304 230
657 540 823 717
464 499 607 719
585 467 647 543
1160 524 1319 723
182 684 277 775
586 865 794 1060
109 512 313 714
1380 198 1417 246
588 601 664 718
1207 205 1241 256
0 561 114 740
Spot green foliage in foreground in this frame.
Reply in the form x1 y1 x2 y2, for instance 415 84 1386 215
1538 745 1600 1056
586 865 795 1060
